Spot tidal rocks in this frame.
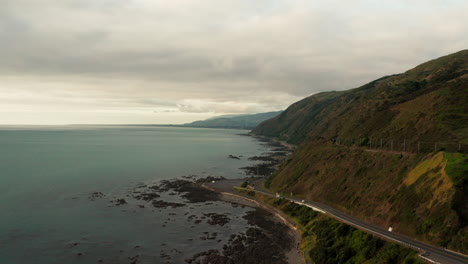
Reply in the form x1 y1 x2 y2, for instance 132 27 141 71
128 177 226 212
199 232 218 240
88 192 105 201
128 255 140 264
151 200 185 209
181 187 219 203
247 156 276 162
186 208 293 264
240 136 292 177
158 179 222 203
228 155 241 160
186 213 231 227
66 242 79 248
240 163 276 176
133 192 160 201
204 213 230 226
114 198 127 206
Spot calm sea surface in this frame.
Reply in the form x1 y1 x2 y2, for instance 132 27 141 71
0 126 269 264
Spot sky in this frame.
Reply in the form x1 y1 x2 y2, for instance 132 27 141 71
0 0 467 125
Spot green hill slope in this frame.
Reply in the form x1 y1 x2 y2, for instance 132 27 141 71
253 50 467 146
184 111 282 129
253 50 468 253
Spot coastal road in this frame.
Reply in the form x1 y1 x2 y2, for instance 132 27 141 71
206 179 468 264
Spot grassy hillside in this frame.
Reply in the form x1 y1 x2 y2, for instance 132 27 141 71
184 111 282 129
243 189 425 264
279 200 425 264
253 50 467 145
267 143 467 252
253 50 468 253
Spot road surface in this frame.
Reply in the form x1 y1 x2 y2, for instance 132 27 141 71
206 179 468 264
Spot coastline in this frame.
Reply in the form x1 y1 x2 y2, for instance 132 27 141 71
203 184 306 264
239 135 295 177
1 127 298 264
174 133 300 263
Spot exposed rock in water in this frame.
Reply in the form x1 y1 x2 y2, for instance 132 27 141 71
128 177 225 211
240 163 276 177
204 213 230 226
114 198 127 206
158 178 222 203
88 192 105 201
133 192 160 201
152 200 186 209
228 155 241 160
240 139 291 177
185 208 293 264
248 156 276 162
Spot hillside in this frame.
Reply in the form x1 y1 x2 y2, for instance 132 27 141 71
253 50 468 253
184 111 282 129
253 50 467 146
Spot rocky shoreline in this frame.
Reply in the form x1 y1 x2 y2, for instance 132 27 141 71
239 136 294 177
184 208 295 264
75 135 298 264
81 176 300 263
133 176 301 264
182 137 302 264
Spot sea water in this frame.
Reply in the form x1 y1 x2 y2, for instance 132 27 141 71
0 126 269 264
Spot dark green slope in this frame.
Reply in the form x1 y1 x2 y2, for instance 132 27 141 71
184 111 282 129
252 50 468 253
252 50 468 146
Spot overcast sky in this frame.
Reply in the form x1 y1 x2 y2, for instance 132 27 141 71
1 0 467 124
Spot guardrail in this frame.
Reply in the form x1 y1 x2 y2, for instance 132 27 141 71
234 186 467 264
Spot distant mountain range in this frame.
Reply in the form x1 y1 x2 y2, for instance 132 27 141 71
182 111 282 129
252 50 468 254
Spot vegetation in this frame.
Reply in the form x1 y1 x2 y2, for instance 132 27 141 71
183 111 282 129
253 50 468 253
241 181 249 188
273 199 425 264
252 50 467 145
233 187 256 197
445 152 468 191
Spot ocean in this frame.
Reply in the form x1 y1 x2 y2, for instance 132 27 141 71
0 126 271 264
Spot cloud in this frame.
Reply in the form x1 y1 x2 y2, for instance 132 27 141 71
0 0 467 124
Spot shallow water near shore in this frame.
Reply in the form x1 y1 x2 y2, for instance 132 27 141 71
0 126 274 264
